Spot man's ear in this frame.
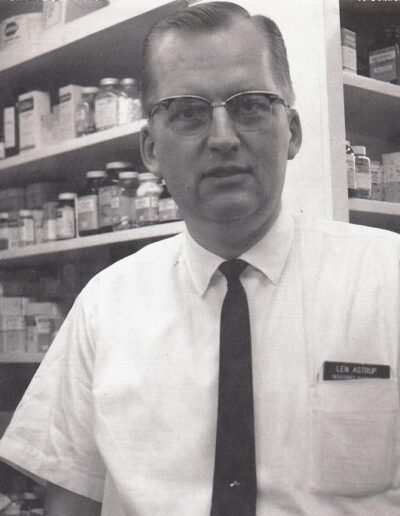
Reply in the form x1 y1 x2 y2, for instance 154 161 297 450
140 123 161 175
287 109 302 160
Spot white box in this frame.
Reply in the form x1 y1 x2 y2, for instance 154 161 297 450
370 160 384 201
341 29 357 74
18 90 51 152
0 330 26 354
382 151 400 202
0 13 42 52
42 0 109 29
0 297 28 316
58 84 83 141
25 301 63 318
0 316 26 331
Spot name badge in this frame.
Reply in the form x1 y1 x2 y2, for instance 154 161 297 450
323 361 390 381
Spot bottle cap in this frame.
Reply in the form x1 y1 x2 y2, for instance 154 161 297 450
345 140 350 146
120 78 137 86
0 212 9 219
82 86 99 95
139 173 157 181
86 170 106 179
18 209 31 217
100 78 119 86
58 193 77 200
118 171 138 179
106 161 133 171
352 145 366 155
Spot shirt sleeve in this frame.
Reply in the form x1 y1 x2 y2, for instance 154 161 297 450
0 279 106 502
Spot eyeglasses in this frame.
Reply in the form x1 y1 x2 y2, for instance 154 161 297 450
149 91 288 135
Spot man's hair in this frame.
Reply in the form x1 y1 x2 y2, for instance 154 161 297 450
140 1 295 115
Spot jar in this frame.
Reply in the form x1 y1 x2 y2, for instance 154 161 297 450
352 145 371 199
77 170 106 236
18 209 35 246
95 78 119 131
135 173 162 226
56 192 77 240
0 212 9 250
118 78 142 125
158 179 181 222
99 161 133 233
113 171 139 230
31 209 44 244
42 201 58 242
4 502 20 515
75 86 99 137
345 140 356 198
20 491 39 516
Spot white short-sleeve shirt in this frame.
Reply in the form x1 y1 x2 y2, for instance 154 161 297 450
1 210 400 515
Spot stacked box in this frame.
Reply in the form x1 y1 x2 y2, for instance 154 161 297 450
341 29 357 73
58 84 83 141
382 151 400 202
25 301 64 353
0 298 28 354
18 90 51 152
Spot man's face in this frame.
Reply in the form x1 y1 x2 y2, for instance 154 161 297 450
141 20 301 232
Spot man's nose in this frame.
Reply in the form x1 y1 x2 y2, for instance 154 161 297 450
207 106 240 154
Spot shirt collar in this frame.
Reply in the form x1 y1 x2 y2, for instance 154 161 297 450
183 209 295 296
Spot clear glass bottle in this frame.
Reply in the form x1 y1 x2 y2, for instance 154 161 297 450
95 78 119 131
369 27 400 84
345 140 356 198
99 161 133 233
0 211 9 249
352 145 371 199
77 171 106 236
135 173 162 226
56 192 77 240
18 209 35 246
7 211 20 249
113 171 139 230
158 179 181 222
75 86 99 137
118 78 142 125
42 201 58 242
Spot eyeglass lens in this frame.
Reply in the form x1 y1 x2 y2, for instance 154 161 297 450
163 93 274 134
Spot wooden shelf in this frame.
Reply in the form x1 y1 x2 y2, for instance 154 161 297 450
0 354 44 364
0 221 185 266
0 120 145 185
343 71 400 140
349 198 400 233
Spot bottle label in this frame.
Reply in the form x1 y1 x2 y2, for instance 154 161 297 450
43 219 57 242
346 154 356 190
355 160 371 191
8 224 19 248
118 98 142 125
369 47 398 82
78 195 99 232
4 106 16 149
158 198 180 222
95 96 118 130
135 196 159 223
98 185 115 228
56 205 76 239
119 194 136 227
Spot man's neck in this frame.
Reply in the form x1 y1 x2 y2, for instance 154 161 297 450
185 209 280 260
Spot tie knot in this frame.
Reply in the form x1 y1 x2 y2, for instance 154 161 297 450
219 259 248 283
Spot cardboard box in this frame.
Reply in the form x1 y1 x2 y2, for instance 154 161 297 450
0 316 26 331
18 90 51 152
0 13 42 52
25 301 63 318
0 330 26 354
0 297 28 316
58 84 83 141
341 29 357 74
382 151 400 202
43 0 109 29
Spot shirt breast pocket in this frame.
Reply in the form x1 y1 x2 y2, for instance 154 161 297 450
310 378 399 497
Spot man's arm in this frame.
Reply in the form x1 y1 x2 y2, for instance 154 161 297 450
44 482 102 516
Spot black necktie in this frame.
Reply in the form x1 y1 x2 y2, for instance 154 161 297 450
210 259 257 516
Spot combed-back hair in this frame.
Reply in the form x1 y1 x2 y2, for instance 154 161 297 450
140 1 295 115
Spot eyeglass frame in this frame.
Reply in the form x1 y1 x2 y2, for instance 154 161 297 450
148 90 290 134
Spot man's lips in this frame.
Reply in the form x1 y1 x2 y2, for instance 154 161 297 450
203 166 251 178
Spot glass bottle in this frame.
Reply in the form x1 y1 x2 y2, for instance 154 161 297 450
42 202 58 242
77 171 106 236
352 146 371 199
18 209 35 246
95 78 119 131
135 173 162 226
56 192 77 240
118 78 142 125
75 86 99 136
0 212 9 249
158 179 181 222
113 171 139 230
345 140 356 198
369 27 400 84
99 161 133 233
3 100 19 157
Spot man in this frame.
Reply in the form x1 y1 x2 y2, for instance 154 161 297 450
1 2 399 515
